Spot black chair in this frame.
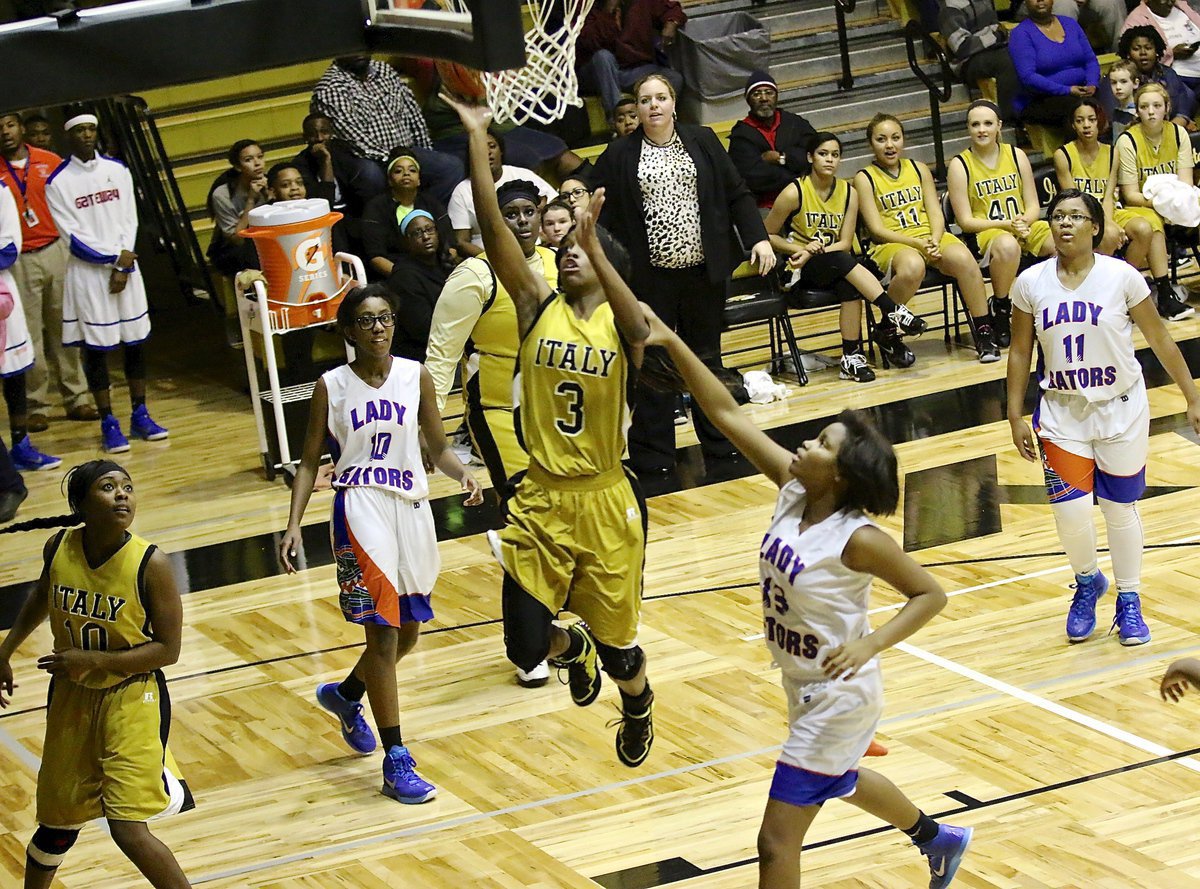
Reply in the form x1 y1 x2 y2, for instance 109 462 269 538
723 264 809 384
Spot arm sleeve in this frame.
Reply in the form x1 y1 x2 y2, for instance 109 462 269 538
1122 261 1152 310
388 69 434 150
1166 69 1197 119
117 164 139 252
1177 124 1194 172
361 197 392 261
209 185 241 237
425 261 488 411
46 171 119 264
727 123 792 196
1009 268 1033 314
656 0 687 27
447 182 473 231
940 1 980 62
577 7 615 57
0 185 20 269
1008 25 1072 97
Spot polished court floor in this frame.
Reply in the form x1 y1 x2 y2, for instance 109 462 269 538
3 286 1200 887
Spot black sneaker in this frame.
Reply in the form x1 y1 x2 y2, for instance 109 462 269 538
1159 290 1195 321
610 691 655 767
550 622 602 707
975 324 1001 363
887 304 927 336
839 352 876 383
875 325 915 368
988 297 1012 347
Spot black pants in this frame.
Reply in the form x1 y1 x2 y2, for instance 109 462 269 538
0 436 21 494
962 47 1021 122
628 264 731 472
792 251 863 302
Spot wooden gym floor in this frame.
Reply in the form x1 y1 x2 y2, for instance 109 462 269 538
3 284 1200 887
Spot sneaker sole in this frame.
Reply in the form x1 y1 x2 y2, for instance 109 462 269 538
381 784 437 804
16 459 63 472
1119 633 1151 646
133 431 170 441
104 442 131 454
839 371 876 383
1066 630 1095 643
1165 308 1195 321
977 353 1001 364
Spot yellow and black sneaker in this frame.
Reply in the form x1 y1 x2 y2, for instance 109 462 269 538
611 690 655 767
551 621 602 707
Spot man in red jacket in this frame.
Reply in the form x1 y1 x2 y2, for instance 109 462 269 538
577 0 686 121
727 71 817 209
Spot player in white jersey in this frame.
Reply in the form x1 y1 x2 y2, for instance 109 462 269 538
0 179 61 471
280 284 482 804
1007 189 1200 646
44 113 167 454
640 307 973 889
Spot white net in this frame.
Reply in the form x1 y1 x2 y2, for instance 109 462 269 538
443 0 597 125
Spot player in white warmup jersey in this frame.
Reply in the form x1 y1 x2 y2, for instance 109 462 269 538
44 112 168 454
639 306 973 889
280 284 483 804
1007 189 1200 646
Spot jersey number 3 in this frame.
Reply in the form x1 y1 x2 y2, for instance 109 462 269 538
554 381 584 435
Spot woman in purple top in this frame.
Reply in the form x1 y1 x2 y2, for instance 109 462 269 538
1010 0 1101 125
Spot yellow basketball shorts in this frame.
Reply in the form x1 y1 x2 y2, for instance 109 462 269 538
37 672 192 827
974 219 1052 261
868 232 965 283
465 405 528 496
498 463 647 648
1114 206 1165 234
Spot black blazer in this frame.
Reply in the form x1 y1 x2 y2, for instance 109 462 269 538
727 109 817 200
590 123 768 286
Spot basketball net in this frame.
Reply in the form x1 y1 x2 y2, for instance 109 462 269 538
443 0 597 125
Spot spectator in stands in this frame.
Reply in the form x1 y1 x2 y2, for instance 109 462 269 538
0 112 95 427
310 55 463 206
1102 59 1143 141
1107 27 1198 129
591 73 774 475
447 131 555 258
265 161 350 253
1015 0 1124 51
540 197 573 248
1009 0 1101 126
383 209 455 363
22 114 55 152
361 147 449 279
613 95 640 137
558 177 592 212
727 70 817 209
577 0 686 122
937 0 1020 120
1122 0 1200 88
207 139 268 276
293 112 384 250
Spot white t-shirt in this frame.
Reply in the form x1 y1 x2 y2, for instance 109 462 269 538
1153 8 1200 77
447 165 556 248
1011 254 1149 403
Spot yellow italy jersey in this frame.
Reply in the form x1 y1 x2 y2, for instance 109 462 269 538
789 176 859 251
471 246 559 411
1058 141 1112 199
954 144 1028 223
861 159 930 238
1122 122 1185 185
47 528 156 689
515 294 630 477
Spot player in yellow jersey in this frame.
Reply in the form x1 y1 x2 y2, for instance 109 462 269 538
948 100 1054 348
1116 82 1196 320
1054 98 1168 273
854 114 1001 365
446 92 658 768
764 132 928 382
0 461 192 889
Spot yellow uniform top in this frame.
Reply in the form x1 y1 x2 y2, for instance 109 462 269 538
471 246 559 411
47 528 156 689
1116 122 1190 188
515 293 631 478
1058 141 1113 199
954 144 1028 223
861 159 931 239
788 176 860 251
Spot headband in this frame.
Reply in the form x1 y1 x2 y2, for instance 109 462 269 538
496 179 541 209
399 209 434 235
387 154 420 175
64 113 99 132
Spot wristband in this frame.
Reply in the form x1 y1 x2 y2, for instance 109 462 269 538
112 264 134 274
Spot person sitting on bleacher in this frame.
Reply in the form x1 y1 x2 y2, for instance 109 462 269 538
382 209 456 363
206 139 268 277
854 113 1001 365
1009 0 1101 127
1115 81 1196 319
1054 97 1169 273
361 146 450 279
1122 0 1200 93
937 0 1020 121
727 70 817 209
292 112 384 253
763 131 928 383
1014 0 1125 51
265 161 349 257
947 99 1054 348
612 96 640 138
1105 27 1198 132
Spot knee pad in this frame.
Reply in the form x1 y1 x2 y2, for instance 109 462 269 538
595 642 644 681
1098 497 1140 529
27 825 80 871
501 574 553 673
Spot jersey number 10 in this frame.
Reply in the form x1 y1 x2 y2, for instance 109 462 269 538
64 618 110 651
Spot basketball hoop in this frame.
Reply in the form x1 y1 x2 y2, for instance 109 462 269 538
440 0 597 125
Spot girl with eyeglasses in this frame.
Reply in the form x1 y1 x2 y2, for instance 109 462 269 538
1115 81 1195 320
1006 188 1200 649
280 284 482 805
557 178 592 212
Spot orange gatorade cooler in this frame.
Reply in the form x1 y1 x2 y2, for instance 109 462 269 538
243 198 347 327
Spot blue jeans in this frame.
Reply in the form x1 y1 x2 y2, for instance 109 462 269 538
362 148 464 207
578 49 684 114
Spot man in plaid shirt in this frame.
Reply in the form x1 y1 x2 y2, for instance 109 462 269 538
312 56 464 205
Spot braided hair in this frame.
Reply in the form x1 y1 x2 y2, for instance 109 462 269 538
0 460 129 534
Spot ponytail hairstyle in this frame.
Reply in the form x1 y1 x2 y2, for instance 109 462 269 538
0 460 129 534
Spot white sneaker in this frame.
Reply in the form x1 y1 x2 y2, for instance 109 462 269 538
516 661 550 688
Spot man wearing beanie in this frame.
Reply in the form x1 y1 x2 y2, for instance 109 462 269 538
727 70 816 209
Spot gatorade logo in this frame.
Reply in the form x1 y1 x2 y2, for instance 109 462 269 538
294 236 326 273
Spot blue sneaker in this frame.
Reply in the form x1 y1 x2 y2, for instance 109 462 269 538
130 404 169 441
1066 571 1109 642
918 824 973 889
381 745 437 804
100 415 130 453
10 435 61 472
1111 592 1151 646
315 682 376 754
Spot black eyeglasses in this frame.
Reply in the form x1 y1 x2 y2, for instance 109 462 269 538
559 187 589 199
355 312 397 330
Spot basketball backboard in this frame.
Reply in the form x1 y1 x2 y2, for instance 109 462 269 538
368 0 526 72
